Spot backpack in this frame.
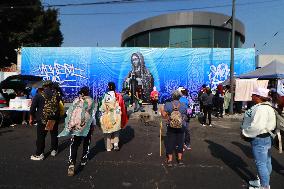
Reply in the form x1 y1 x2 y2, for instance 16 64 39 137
100 92 121 132
42 91 59 124
169 102 183 128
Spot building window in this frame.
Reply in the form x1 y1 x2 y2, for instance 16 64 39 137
135 32 149 47
124 38 135 47
192 27 213 48
149 29 170 47
169 28 192 48
214 29 230 48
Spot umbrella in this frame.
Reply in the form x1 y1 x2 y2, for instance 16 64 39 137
0 75 42 90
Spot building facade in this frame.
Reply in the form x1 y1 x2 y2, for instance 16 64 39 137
121 12 245 48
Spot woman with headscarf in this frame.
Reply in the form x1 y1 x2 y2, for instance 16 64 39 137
100 82 128 152
58 87 95 176
150 86 159 114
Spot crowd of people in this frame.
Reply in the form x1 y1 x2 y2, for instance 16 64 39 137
24 79 282 189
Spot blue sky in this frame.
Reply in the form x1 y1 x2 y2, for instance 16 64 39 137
43 0 284 54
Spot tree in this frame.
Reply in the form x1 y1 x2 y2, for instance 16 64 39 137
0 0 63 68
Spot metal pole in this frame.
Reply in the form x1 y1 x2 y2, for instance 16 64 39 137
229 0 236 114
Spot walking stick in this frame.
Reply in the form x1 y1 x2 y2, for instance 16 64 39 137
160 118 162 157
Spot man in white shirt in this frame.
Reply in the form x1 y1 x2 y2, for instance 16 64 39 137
241 87 276 189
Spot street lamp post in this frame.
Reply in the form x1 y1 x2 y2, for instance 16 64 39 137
229 0 236 114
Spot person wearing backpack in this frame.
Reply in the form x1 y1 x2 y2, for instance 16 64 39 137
160 90 188 167
58 87 95 176
100 82 128 152
29 80 60 160
241 87 276 189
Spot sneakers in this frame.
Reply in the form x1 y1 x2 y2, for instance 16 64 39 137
177 159 185 166
30 154 44 161
50 150 58 157
249 179 261 187
248 186 270 189
22 120 27 125
166 160 173 167
80 158 88 166
209 124 213 127
114 145 119 151
107 149 112 152
67 164 75 176
184 144 192 150
201 124 206 127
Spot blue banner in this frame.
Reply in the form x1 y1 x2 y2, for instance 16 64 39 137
21 47 255 102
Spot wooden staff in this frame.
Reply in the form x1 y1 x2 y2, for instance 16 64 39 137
160 118 162 157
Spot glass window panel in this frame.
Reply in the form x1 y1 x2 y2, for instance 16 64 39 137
124 38 135 47
135 32 149 47
149 29 169 47
169 28 192 48
192 28 213 47
235 35 242 48
214 29 230 48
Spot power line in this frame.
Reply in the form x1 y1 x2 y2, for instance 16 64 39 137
0 0 197 9
58 0 282 16
0 0 281 10
255 30 283 54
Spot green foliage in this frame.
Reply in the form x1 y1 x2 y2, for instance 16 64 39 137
0 0 63 68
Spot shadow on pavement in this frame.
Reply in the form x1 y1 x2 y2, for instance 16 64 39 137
88 137 105 160
205 140 254 182
119 126 135 149
232 141 284 176
231 141 253 159
0 129 13 136
58 138 71 154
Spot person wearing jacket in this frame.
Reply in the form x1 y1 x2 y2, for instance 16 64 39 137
58 86 95 176
241 87 276 189
200 88 214 127
100 82 128 152
29 80 60 160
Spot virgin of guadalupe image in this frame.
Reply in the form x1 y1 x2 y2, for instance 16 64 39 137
123 52 154 103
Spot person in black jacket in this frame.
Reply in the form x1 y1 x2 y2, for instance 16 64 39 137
29 81 60 160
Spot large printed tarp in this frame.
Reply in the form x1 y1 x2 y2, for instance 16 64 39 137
21 47 255 102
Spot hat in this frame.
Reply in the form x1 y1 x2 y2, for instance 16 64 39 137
177 86 185 95
252 87 270 98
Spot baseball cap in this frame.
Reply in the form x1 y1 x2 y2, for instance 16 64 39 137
252 87 270 98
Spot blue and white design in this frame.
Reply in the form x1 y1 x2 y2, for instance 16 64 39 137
21 47 255 102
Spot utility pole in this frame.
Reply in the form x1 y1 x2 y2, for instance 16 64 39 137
229 0 236 114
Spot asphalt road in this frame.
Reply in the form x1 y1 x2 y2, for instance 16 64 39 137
0 112 284 189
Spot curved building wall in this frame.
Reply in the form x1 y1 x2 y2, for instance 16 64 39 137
121 12 245 48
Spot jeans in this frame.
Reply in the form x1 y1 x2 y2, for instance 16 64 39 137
184 125 190 146
250 136 272 187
